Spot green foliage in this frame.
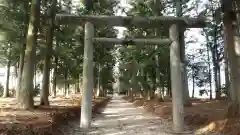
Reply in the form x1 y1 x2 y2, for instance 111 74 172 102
0 0 118 95
46 0 118 89
0 0 27 66
0 0 226 99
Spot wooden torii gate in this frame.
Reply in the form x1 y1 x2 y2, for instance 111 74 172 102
55 14 205 132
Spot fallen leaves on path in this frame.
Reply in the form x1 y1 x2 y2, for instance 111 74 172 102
124 96 240 135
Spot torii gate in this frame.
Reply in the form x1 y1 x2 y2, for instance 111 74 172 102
55 14 205 133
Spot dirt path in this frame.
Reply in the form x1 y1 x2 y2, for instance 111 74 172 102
58 95 194 135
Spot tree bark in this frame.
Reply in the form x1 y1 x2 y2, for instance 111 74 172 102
14 65 18 93
66 84 69 97
34 64 37 88
212 35 221 99
167 71 172 97
223 11 240 117
74 82 78 94
209 0 221 100
224 47 230 97
192 70 195 98
16 0 29 100
75 75 80 93
213 57 221 99
169 24 184 132
206 38 213 100
40 56 50 105
140 68 145 98
96 63 102 97
225 0 240 117
154 0 163 102
18 0 40 109
80 22 94 128
3 54 11 98
79 75 82 94
51 55 58 97
129 88 134 101
64 67 68 97
40 0 57 106
51 35 59 98
147 70 155 100
155 54 163 101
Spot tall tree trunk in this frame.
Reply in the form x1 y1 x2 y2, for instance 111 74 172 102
34 64 37 88
51 45 58 98
16 0 29 100
140 68 145 98
96 63 102 97
3 52 11 98
167 71 172 97
67 84 70 97
212 34 221 99
217 63 221 94
192 70 195 98
14 64 18 93
153 0 163 102
223 7 240 117
129 88 134 101
147 70 155 100
224 47 230 97
64 67 68 97
210 0 221 99
40 0 57 106
40 57 50 105
225 0 240 117
79 75 82 94
18 0 40 109
206 38 213 100
155 54 163 101
74 80 78 94
216 31 222 94
213 59 220 99
52 67 57 97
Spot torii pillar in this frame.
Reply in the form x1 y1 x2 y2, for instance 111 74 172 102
80 22 94 128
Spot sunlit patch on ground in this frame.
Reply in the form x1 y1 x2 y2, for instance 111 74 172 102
0 94 108 135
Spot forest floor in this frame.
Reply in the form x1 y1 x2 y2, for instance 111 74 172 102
123 96 240 135
1 95 238 135
0 94 109 135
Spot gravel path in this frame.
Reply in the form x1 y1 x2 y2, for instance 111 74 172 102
59 95 193 135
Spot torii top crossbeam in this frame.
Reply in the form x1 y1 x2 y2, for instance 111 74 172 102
56 14 205 28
